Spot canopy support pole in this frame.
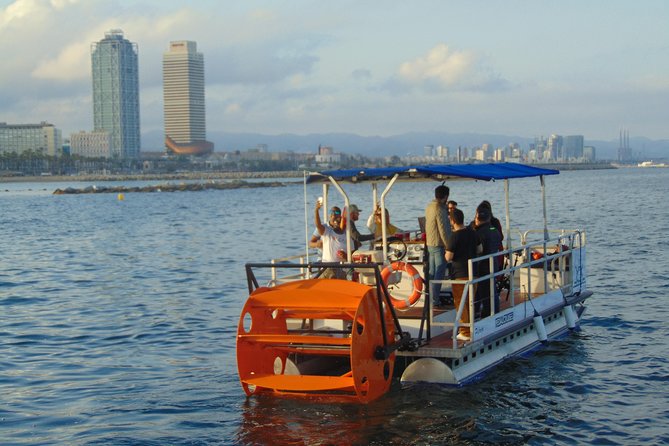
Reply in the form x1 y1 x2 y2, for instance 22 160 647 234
541 175 549 241
504 179 511 251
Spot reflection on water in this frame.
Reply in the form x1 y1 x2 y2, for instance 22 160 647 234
2 169 669 444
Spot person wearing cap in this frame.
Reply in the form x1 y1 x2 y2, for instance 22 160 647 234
315 200 348 278
342 204 374 250
473 204 503 318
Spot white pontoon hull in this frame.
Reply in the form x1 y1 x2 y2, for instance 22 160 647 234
399 292 590 386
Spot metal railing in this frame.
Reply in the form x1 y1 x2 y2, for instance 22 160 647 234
428 229 585 348
259 229 585 350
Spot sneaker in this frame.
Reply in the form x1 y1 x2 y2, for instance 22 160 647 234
456 333 470 341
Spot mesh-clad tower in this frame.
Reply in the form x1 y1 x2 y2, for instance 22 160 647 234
91 29 140 159
162 41 213 155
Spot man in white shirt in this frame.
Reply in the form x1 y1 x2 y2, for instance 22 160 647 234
315 200 348 278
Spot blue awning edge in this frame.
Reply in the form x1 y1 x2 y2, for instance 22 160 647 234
306 163 559 183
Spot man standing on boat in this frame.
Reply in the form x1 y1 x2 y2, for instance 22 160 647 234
473 205 503 318
425 185 452 303
315 200 348 278
446 208 482 341
342 204 374 250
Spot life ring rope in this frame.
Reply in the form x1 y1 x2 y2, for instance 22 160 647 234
380 261 423 309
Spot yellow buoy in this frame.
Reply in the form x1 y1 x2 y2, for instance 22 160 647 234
117 193 125 201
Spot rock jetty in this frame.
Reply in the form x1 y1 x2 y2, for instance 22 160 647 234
53 180 286 195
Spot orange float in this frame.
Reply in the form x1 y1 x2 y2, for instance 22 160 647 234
380 262 423 310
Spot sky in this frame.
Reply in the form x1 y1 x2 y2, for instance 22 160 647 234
1 0 668 145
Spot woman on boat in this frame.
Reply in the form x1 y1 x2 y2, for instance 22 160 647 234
366 205 402 239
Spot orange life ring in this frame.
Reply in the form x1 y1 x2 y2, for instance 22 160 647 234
380 261 423 309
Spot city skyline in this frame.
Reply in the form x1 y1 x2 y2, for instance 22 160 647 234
1 1 669 144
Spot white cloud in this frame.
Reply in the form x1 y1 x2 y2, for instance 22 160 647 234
31 40 90 81
394 43 511 93
0 0 38 28
399 43 475 86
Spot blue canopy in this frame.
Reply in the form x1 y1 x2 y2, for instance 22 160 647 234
306 162 559 184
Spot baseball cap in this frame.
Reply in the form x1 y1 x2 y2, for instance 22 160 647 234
349 204 361 213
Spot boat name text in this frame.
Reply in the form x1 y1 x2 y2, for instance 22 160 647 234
495 312 514 328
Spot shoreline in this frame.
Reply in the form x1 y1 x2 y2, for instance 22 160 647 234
0 170 304 184
0 162 616 184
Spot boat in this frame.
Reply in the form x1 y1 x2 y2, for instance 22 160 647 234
637 160 668 168
236 163 592 403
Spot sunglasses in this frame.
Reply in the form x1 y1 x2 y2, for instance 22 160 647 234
330 210 341 215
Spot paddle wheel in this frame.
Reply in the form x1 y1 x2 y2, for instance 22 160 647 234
237 271 403 403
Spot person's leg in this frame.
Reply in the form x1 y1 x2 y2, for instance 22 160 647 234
427 246 445 301
453 280 472 337
478 284 491 318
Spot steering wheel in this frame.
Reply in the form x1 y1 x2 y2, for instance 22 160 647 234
386 236 408 262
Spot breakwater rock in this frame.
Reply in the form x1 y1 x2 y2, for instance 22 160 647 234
53 180 286 195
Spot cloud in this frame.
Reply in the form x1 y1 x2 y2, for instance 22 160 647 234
399 44 474 85
31 40 91 81
207 44 320 85
391 43 511 93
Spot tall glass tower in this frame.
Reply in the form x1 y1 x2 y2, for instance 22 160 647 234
91 29 140 159
162 41 212 155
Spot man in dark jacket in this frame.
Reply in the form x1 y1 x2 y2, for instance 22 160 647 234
474 205 503 318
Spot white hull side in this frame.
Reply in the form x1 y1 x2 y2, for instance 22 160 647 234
400 298 584 386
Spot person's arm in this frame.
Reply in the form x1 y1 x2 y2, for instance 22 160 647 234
315 200 325 235
358 232 375 242
366 212 375 231
445 232 455 262
437 207 451 243
309 234 322 249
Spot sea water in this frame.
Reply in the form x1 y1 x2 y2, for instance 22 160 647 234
1 168 668 445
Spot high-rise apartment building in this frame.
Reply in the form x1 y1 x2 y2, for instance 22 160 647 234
91 29 140 159
162 41 213 155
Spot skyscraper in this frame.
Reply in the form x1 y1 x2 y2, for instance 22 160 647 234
91 29 140 159
564 135 584 160
162 41 213 155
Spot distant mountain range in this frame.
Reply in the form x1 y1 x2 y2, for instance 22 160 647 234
141 130 669 160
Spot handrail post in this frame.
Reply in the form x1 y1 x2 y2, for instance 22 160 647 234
468 259 475 341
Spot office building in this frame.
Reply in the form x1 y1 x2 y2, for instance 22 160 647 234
583 146 596 162
564 135 584 160
70 130 112 158
0 122 62 156
91 29 140 159
163 40 212 155
423 145 434 157
547 134 563 161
